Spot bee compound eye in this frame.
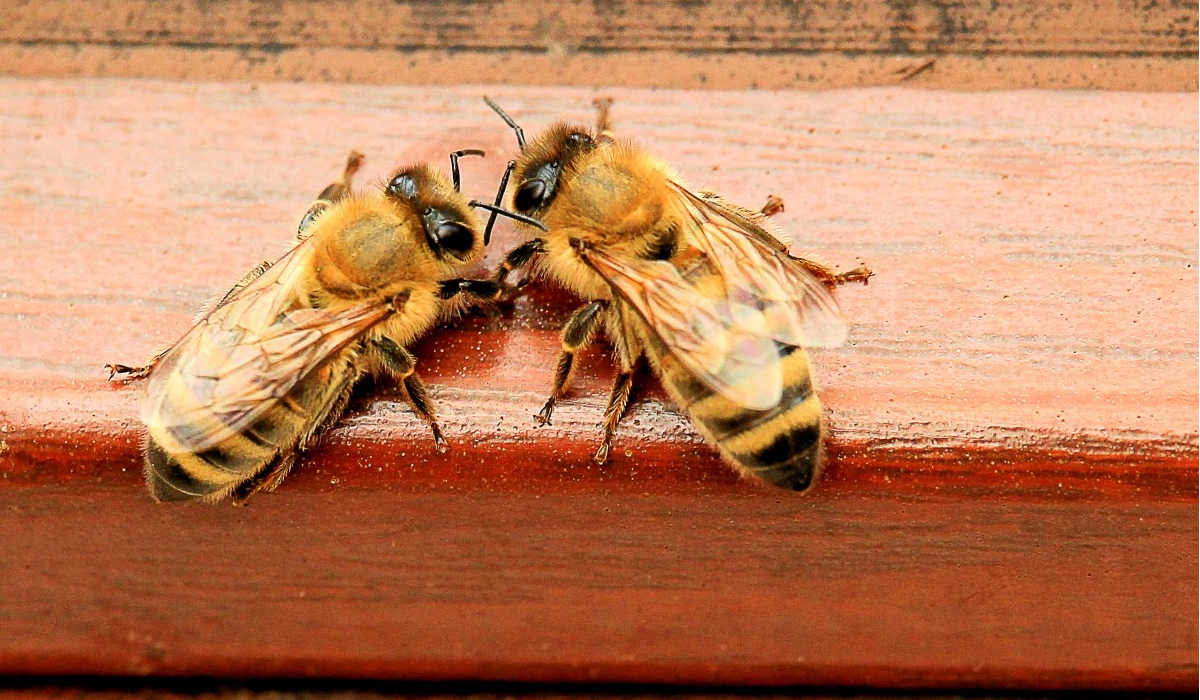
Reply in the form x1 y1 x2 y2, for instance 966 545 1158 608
434 221 474 256
388 173 417 199
514 179 547 212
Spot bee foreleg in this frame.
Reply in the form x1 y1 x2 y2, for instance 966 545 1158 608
373 337 447 453
792 257 875 290
297 150 365 239
535 300 606 425
439 278 502 303
493 238 546 297
593 370 634 465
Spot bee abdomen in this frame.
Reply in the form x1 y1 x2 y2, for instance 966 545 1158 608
144 408 295 502
660 343 824 491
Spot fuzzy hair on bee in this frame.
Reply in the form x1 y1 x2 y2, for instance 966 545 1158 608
107 149 539 503
485 97 872 491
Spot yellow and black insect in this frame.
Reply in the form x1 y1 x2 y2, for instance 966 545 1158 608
485 98 871 490
107 150 540 503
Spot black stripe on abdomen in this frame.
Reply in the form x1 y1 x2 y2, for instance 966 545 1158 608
727 420 822 491
145 438 219 501
703 373 812 442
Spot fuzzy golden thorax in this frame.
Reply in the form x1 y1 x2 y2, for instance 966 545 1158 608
307 164 484 301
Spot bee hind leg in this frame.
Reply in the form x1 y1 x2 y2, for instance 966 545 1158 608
233 362 360 505
793 257 874 290
593 370 635 464
759 194 785 217
592 97 615 138
231 453 297 506
105 345 170 382
536 300 605 425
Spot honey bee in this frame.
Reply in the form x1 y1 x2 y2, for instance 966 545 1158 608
484 98 872 490
107 149 541 503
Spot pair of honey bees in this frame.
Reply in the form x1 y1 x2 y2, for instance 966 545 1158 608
107 98 872 503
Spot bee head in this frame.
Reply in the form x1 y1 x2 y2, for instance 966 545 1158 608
509 124 597 216
385 164 480 263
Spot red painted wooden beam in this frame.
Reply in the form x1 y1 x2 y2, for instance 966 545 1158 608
0 80 1195 690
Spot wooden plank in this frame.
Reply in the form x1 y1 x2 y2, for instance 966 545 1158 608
0 1 1195 89
0 78 1195 499
0 79 1196 689
0 691 1118 700
0 486 1195 690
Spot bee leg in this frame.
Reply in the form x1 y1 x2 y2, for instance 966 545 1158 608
373 337 448 453
535 300 606 425
402 371 448 454
492 238 546 298
792 258 875 290
439 278 504 319
759 194 785 217
593 370 635 464
209 259 274 313
107 251 279 382
105 345 171 382
439 279 502 303
758 194 873 286
233 365 361 505
231 453 298 507
592 96 615 138
297 150 365 240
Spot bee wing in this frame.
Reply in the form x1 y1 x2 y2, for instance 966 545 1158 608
584 245 784 411
670 182 847 348
142 243 390 452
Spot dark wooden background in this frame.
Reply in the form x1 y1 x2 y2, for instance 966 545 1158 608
0 1 1196 697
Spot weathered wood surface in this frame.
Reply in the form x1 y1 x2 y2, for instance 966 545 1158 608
0 79 1196 690
0 1 1195 90
0 691 1123 700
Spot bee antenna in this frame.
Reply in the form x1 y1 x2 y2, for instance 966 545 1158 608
448 148 485 192
482 160 515 245
469 200 547 232
483 96 526 151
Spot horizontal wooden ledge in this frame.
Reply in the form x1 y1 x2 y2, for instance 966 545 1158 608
1 44 1195 91
0 78 1195 689
2 354 1197 501
0 78 1196 500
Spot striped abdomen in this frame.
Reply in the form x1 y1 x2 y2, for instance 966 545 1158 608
144 356 357 502
650 338 824 491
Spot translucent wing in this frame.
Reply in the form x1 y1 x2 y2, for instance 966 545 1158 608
670 182 847 348
143 243 391 452
585 245 785 410
580 183 848 410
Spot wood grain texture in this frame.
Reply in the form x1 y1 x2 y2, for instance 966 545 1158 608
0 1 1195 89
1 486 1195 690
0 688 1136 700
0 79 1196 689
